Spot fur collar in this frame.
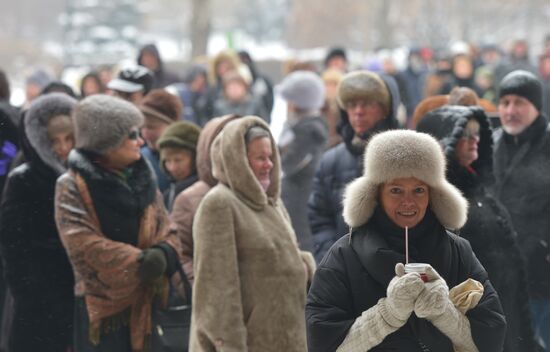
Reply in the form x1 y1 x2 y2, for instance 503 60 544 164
68 149 157 212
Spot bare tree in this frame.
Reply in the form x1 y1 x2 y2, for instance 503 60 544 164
191 0 211 58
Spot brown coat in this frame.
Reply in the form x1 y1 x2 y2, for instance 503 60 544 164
170 114 240 283
190 116 315 352
55 155 180 351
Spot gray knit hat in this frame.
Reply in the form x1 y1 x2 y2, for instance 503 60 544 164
336 71 390 113
73 94 144 154
277 70 325 110
343 130 468 230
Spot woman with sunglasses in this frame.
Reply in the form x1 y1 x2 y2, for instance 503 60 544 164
416 105 540 352
54 95 181 351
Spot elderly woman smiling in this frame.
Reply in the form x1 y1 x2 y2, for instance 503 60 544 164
306 130 506 352
190 116 316 352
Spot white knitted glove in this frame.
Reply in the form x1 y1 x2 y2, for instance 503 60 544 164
414 266 479 352
337 263 424 352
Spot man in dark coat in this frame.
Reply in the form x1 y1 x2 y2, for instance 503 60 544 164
417 105 540 352
308 70 400 263
137 43 180 89
493 70 550 349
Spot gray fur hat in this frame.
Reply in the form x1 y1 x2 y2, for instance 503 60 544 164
277 70 325 111
25 92 77 175
336 71 390 113
73 94 144 154
342 130 468 230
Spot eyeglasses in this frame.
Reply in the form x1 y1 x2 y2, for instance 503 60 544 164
128 130 140 140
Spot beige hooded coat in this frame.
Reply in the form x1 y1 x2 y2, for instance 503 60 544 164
189 116 315 352
170 114 240 284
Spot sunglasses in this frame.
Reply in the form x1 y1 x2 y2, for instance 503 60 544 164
128 130 140 140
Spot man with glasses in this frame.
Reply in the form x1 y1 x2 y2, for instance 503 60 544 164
493 70 550 350
308 71 400 263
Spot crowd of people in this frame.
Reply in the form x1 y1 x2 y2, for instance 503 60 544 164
0 38 548 351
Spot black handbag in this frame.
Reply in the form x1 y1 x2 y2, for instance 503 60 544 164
151 265 192 352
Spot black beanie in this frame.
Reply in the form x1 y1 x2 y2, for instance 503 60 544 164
498 70 542 111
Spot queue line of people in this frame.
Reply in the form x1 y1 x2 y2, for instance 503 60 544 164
0 45 549 351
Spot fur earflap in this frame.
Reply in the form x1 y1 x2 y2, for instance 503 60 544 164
342 130 468 230
336 71 390 114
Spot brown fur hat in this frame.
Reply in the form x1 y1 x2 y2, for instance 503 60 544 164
139 89 183 124
336 71 390 114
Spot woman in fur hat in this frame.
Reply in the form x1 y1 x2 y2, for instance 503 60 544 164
190 116 316 351
54 95 181 351
306 130 506 352
416 106 541 352
0 93 77 351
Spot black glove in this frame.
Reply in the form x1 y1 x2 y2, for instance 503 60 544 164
138 247 167 284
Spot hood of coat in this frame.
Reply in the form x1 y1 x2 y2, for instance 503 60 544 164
137 44 163 73
338 73 401 155
196 114 241 187
211 115 281 209
24 93 77 175
416 105 494 190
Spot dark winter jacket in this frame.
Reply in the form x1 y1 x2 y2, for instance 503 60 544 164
141 145 170 192
417 105 539 352
306 208 507 352
163 172 198 212
0 105 18 195
308 74 400 262
493 115 550 300
280 115 328 252
137 44 180 89
0 96 75 351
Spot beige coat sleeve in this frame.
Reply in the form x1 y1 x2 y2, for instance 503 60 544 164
170 191 196 283
190 193 248 352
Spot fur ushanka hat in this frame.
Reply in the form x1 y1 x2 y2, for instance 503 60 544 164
336 70 390 114
73 94 144 155
342 130 468 230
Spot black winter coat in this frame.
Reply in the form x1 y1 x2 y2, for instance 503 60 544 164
306 209 507 352
493 115 550 300
308 74 401 263
0 139 74 351
417 106 539 352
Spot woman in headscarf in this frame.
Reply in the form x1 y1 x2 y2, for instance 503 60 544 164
190 116 316 351
54 94 181 351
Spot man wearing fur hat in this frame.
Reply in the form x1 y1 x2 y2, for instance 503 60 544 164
493 70 550 349
308 70 400 263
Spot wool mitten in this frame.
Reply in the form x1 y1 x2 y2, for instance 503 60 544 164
414 265 479 352
138 247 167 284
336 263 424 351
